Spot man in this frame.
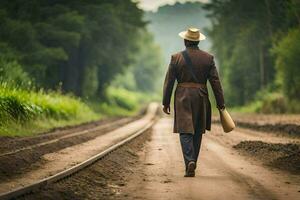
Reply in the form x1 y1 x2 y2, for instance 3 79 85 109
162 28 225 177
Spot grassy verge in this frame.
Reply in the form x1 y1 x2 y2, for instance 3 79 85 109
231 92 300 114
88 87 160 117
0 84 99 136
0 85 155 137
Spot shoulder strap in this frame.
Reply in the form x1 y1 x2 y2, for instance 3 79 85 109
181 50 200 83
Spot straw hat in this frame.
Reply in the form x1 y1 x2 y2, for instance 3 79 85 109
178 28 206 41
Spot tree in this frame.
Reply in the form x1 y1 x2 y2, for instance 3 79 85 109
132 30 163 92
203 0 292 106
273 28 300 100
0 0 146 98
111 30 164 93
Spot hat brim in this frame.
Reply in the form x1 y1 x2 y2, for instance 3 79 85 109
178 31 206 41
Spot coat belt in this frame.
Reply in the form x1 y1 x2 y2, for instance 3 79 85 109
177 82 206 88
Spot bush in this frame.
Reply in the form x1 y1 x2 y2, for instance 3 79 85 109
260 93 287 114
0 96 37 123
106 87 141 111
0 60 31 87
273 28 300 101
88 86 159 117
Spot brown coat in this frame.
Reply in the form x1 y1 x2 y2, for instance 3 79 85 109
162 46 225 134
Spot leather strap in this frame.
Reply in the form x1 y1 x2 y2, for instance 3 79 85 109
181 50 200 83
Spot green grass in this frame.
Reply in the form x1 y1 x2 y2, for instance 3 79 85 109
0 84 156 137
88 86 160 117
0 84 100 136
231 92 300 114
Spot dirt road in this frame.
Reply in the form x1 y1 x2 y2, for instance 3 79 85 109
14 115 300 200
122 117 300 200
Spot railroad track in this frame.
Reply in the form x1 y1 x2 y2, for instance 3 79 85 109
0 103 159 200
0 116 139 184
0 117 134 157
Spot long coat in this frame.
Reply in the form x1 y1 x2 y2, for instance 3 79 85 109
162 46 225 134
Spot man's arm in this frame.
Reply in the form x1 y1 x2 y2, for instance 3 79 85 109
208 56 225 109
162 55 176 114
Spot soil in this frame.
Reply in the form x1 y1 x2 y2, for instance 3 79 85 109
233 141 300 174
17 128 153 200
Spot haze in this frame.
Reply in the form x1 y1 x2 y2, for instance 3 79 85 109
138 0 209 11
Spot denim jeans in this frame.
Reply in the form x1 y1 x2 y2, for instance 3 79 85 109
179 132 203 170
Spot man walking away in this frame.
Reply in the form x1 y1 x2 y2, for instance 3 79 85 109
162 28 225 177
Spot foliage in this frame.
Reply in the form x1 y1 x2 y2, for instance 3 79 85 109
232 90 300 114
0 83 99 136
204 0 300 111
132 30 163 92
112 30 163 93
0 1 163 136
0 0 145 97
0 42 31 87
87 86 160 117
0 84 96 121
272 28 300 100
0 84 153 136
106 87 139 111
112 70 137 91
0 58 31 87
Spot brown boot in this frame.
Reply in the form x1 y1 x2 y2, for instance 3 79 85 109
184 161 195 177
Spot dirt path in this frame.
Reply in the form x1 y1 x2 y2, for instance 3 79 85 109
123 117 300 200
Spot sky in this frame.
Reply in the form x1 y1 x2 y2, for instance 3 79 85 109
137 0 209 11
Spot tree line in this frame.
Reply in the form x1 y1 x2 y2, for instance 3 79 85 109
204 0 300 109
0 0 162 98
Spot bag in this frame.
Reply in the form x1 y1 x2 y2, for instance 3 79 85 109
219 108 235 133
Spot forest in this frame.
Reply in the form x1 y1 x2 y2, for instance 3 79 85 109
1 0 300 136
204 0 300 113
0 0 162 135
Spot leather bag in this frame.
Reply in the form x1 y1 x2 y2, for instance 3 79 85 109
219 108 235 133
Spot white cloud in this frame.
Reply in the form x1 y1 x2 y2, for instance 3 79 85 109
137 0 209 11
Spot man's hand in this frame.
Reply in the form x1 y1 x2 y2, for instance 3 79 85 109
217 104 226 110
163 105 170 115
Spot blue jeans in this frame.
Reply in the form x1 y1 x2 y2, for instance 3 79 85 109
180 132 203 170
